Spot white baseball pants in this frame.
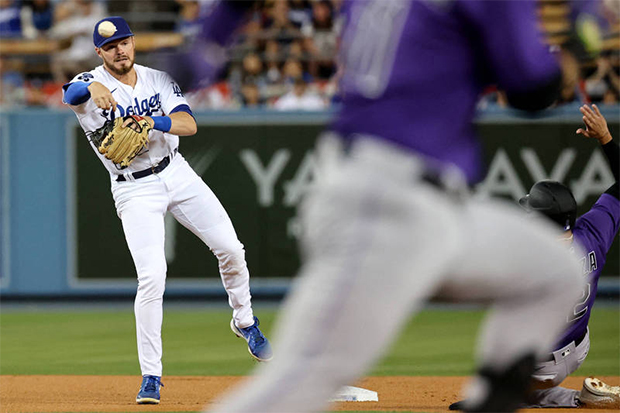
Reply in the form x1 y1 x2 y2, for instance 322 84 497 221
112 153 255 377
208 136 584 413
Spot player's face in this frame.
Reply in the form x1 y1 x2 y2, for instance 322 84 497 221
96 37 135 76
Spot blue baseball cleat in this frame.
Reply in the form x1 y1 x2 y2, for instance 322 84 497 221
136 375 163 404
230 316 273 362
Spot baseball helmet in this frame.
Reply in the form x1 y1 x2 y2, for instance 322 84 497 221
519 180 577 231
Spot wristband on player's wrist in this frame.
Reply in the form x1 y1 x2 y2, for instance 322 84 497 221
151 116 172 132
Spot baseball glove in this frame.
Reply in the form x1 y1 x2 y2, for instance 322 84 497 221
96 115 152 168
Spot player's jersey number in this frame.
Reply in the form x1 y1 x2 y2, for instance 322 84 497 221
568 282 591 323
341 0 411 99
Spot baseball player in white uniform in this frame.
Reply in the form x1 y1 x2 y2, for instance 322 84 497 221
62 16 272 405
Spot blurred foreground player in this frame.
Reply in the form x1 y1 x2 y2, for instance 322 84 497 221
178 1 588 412
452 104 620 410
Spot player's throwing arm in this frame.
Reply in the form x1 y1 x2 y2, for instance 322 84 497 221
87 81 118 112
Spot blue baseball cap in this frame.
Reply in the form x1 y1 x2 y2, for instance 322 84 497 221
93 16 134 48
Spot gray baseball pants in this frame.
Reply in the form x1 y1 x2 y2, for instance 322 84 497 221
523 329 590 408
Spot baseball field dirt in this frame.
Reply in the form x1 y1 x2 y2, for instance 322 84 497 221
1 375 618 413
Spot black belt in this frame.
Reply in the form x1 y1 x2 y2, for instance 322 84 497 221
546 330 588 361
565 329 588 349
337 133 463 194
116 149 177 182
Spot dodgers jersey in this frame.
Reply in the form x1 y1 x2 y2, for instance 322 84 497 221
63 63 190 178
555 193 620 350
331 0 561 184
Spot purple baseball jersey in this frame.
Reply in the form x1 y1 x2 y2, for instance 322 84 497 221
331 0 560 183
555 193 620 349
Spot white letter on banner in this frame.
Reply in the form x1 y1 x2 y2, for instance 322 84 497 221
521 148 576 182
571 150 614 204
474 148 526 200
284 151 318 207
240 149 290 207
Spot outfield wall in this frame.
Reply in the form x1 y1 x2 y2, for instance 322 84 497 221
1 106 619 298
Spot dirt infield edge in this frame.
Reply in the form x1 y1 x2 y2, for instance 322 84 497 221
1 375 618 413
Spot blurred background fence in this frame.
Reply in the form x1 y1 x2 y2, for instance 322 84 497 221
1 106 619 299
1 0 619 300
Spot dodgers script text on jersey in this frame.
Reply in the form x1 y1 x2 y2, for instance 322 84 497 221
62 64 187 176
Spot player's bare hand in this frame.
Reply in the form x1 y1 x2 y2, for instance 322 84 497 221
576 104 612 145
88 81 118 112
122 116 137 130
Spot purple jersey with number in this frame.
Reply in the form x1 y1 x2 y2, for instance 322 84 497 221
331 0 560 183
555 193 620 349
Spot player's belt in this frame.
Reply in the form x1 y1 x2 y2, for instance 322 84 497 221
116 148 178 182
562 329 588 349
327 131 468 195
545 329 588 361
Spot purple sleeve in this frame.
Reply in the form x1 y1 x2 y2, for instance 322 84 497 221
578 194 620 254
458 0 561 93
199 0 254 46
165 0 254 92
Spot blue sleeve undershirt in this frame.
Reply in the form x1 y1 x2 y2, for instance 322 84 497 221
63 82 91 105
169 104 193 117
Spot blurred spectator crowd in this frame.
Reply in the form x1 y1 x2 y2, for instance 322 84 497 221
0 0 619 111
187 0 341 110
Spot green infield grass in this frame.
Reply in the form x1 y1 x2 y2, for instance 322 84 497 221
1 306 618 376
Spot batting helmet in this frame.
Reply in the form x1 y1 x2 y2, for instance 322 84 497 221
519 180 577 231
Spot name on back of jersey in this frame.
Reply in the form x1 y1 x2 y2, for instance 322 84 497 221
580 251 597 276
